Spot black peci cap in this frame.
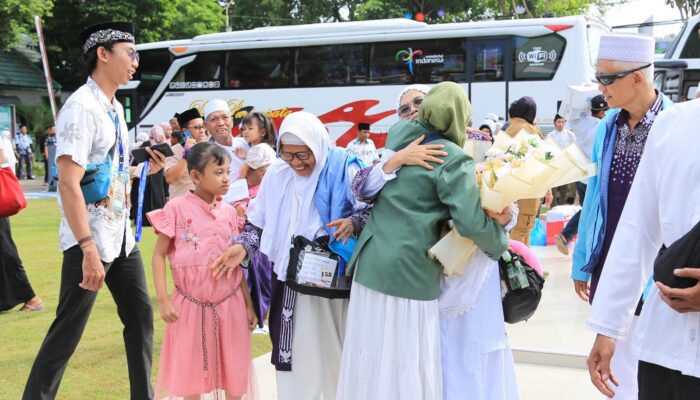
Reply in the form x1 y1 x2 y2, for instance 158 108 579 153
358 122 370 131
80 21 135 54
177 108 203 128
591 95 609 112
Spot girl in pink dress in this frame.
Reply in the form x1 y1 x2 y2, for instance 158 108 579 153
148 142 258 400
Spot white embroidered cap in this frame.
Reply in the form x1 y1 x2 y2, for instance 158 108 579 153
203 99 230 120
597 33 655 63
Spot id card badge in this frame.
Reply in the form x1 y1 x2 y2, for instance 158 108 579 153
109 170 129 215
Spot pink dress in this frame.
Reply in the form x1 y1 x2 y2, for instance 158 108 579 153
147 192 256 399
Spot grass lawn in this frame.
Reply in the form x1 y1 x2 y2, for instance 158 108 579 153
1 199 272 399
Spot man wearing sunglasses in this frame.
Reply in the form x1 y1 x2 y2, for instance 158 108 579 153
570 33 673 400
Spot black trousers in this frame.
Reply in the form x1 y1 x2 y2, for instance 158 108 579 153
0 217 35 311
638 360 700 400
23 245 154 400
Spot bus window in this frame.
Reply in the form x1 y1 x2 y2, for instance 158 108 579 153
472 41 507 82
680 22 700 58
513 34 566 80
170 51 223 90
225 48 291 89
134 49 172 92
296 44 368 86
369 39 466 84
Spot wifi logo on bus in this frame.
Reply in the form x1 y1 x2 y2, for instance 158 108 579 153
518 47 557 64
396 48 423 75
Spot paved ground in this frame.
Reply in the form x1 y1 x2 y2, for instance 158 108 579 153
19 177 58 199
253 246 603 399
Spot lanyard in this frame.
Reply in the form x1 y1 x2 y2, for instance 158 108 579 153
135 159 149 242
109 111 125 172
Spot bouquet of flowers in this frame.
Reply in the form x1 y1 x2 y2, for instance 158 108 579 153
429 129 596 276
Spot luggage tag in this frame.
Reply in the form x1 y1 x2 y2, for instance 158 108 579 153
297 249 337 288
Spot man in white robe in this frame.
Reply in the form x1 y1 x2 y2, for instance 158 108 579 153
586 98 700 399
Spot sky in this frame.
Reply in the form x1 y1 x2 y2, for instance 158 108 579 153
598 0 685 38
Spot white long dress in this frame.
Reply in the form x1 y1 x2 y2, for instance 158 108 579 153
439 250 520 400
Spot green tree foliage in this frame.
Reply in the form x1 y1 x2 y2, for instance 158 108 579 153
665 0 700 20
355 0 624 22
0 0 54 51
43 0 225 91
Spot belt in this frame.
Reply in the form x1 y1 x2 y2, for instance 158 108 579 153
175 284 240 393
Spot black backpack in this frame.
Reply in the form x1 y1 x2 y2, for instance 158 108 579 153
499 251 545 324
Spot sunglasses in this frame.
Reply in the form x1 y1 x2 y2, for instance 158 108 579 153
595 63 651 86
280 151 313 161
398 96 424 118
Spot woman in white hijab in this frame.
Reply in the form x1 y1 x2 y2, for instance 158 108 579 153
212 111 366 400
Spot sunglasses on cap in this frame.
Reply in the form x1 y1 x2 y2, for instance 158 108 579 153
595 63 651 86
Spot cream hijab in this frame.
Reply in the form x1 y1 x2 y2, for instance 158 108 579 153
247 111 330 281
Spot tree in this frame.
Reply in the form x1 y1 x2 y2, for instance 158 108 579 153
0 0 54 51
665 0 700 20
355 0 625 22
43 0 226 91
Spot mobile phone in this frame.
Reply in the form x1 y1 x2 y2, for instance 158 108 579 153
131 142 174 164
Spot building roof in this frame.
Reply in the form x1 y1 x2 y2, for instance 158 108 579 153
0 49 62 92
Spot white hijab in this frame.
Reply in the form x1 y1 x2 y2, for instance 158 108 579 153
247 111 330 281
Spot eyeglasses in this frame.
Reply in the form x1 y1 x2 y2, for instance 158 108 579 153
595 63 651 86
188 125 206 131
114 48 140 63
398 96 424 118
279 151 313 161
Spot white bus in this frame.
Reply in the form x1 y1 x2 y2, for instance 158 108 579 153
118 16 609 147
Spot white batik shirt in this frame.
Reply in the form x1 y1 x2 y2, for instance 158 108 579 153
587 99 700 378
347 138 379 167
55 77 134 263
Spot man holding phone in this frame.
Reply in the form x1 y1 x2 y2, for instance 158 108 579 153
23 21 166 400
164 107 207 199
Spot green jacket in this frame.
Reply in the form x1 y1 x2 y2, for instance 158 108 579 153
349 120 509 301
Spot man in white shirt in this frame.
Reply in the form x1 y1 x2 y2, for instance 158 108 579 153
13 124 34 179
549 114 575 149
346 122 379 166
203 98 249 181
587 99 700 400
23 21 165 400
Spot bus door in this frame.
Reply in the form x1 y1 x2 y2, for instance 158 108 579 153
468 38 511 126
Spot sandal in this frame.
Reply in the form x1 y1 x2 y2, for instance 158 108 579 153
18 302 44 312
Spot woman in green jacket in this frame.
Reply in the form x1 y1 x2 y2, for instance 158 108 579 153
336 82 511 399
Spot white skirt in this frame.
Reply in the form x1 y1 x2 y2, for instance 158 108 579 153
276 293 349 400
337 282 442 400
440 257 520 400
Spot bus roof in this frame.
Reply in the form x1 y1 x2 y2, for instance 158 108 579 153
189 15 604 45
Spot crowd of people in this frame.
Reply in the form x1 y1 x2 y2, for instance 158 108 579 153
2 19 698 400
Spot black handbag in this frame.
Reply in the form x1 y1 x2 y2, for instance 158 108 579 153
286 235 352 299
653 219 700 289
499 251 545 324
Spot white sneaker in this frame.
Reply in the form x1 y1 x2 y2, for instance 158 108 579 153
253 325 269 334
